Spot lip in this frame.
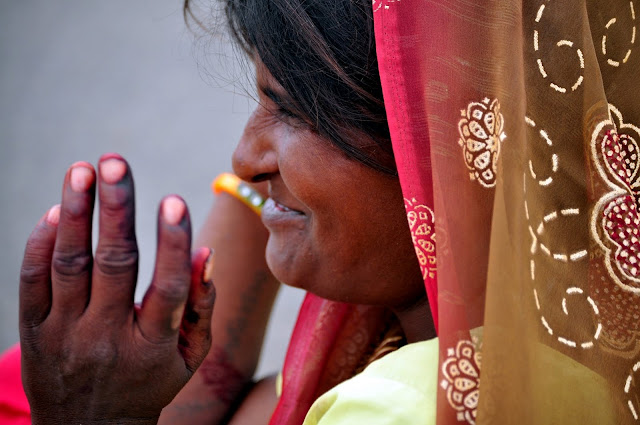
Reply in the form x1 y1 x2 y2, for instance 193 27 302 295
261 198 306 229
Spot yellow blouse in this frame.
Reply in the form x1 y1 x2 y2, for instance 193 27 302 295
302 338 439 425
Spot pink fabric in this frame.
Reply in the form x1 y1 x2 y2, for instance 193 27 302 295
269 294 353 425
0 344 30 425
269 295 394 425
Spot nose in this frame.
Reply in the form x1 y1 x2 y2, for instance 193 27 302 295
232 107 279 183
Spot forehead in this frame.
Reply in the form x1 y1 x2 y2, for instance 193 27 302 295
253 57 288 95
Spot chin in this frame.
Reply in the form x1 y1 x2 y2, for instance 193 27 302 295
265 244 335 300
265 238 303 289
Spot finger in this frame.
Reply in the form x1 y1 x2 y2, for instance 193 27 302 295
138 196 192 343
90 153 139 318
50 162 96 318
19 206 60 332
179 247 216 372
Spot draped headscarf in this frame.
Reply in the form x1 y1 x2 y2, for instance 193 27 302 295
271 0 640 424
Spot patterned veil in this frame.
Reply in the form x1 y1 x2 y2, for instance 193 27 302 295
271 0 640 424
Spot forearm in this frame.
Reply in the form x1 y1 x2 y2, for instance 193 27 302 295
160 190 280 424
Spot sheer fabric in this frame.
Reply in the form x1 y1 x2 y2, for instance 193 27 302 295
270 296 396 424
273 0 639 424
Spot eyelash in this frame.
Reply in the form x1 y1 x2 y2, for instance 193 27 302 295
276 105 300 120
273 103 311 130
260 89 312 129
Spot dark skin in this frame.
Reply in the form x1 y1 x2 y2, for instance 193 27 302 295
20 155 216 424
159 191 280 425
233 61 433 342
21 152 280 425
18 62 434 423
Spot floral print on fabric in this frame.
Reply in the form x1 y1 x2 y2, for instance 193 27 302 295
591 104 640 294
441 340 481 424
404 198 436 280
372 0 400 12
457 98 505 188
589 104 640 359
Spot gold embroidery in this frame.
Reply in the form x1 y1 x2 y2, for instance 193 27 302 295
625 361 640 420
533 1 585 92
600 2 636 67
524 170 599 350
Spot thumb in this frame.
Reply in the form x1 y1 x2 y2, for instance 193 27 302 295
179 247 216 372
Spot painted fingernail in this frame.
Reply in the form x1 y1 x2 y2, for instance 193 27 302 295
70 163 94 193
203 249 215 283
163 196 185 225
46 204 61 225
99 158 127 184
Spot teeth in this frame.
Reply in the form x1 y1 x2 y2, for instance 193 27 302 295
276 201 292 212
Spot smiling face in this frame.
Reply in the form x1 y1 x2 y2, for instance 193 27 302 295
232 61 426 312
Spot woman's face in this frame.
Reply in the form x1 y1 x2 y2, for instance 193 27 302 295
232 61 425 311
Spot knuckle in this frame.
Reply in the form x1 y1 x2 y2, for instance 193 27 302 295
52 251 93 278
95 245 138 276
156 259 190 280
61 200 91 218
100 198 134 220
20 262 49 285
19 327 43 351
24 234 49 255
153 279 188 303
87 339 119 366
161 232 190 250
20 238 54 284
194 286 217 311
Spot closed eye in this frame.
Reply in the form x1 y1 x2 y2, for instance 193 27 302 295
260 87 309 127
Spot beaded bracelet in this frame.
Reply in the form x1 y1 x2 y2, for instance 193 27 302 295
211 173 265 216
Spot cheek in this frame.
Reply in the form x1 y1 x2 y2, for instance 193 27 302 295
274 138 421 301
337 184 416 274
317 187 412 273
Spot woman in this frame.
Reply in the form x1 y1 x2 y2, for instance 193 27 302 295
11 0 640 424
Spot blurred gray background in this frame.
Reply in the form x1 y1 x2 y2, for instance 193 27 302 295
0 1 304 376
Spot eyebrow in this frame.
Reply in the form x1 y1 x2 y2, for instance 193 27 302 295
258 84 314 128
259 86 291 108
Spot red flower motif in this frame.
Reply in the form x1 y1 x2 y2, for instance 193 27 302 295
592 105 640 293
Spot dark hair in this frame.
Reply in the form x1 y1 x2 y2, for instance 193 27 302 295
184 0 396 175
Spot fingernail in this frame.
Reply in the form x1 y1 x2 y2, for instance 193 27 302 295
46 204 60 225
99 158 127 184
203 249 215 283
163 196 185 225
70 164 94 193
